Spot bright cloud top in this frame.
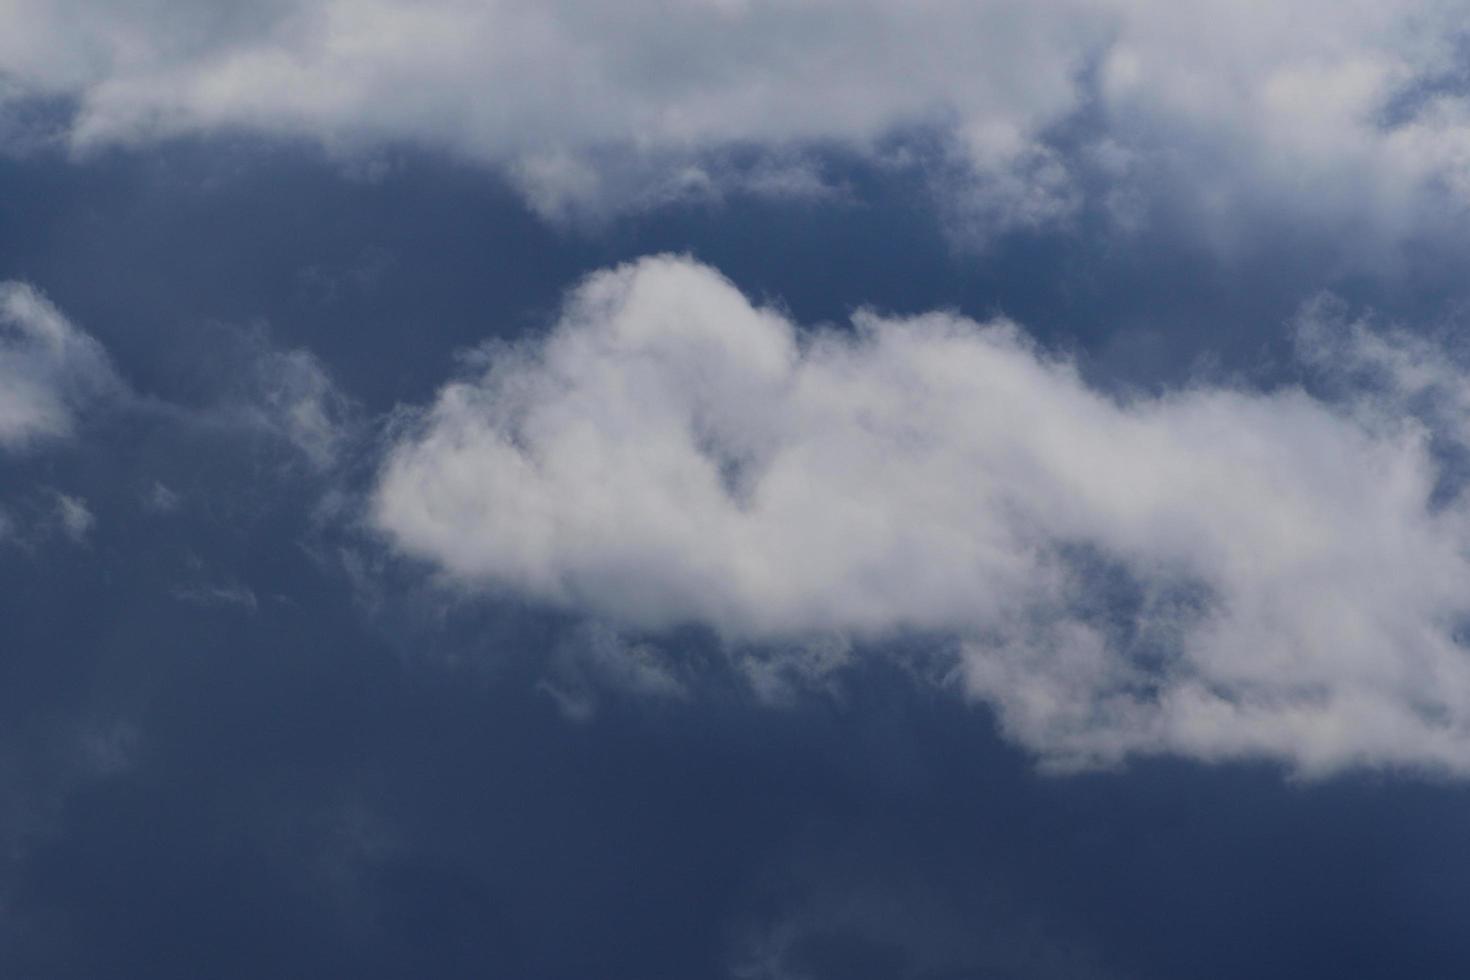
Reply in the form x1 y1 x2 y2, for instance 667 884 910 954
375 256 1470 775
0 281 116 451
3 0 1470 237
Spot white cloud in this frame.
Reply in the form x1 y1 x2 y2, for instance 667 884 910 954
374 255 1470 776
3 1 1469 239
0 281 117 451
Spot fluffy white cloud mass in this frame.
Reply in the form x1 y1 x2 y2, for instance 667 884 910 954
3 0 1469 236
375 255 1470 775
0 281 116 451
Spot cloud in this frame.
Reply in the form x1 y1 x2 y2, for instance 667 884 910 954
730 868 1111 980
245 345 354 470
170 582 259 612
3 1 1470 240
0 282 349 469
374 255 1470 776
0 281 118 451
537 622 689 723
52 492 94 542
142 480 181 513
176 321 357 471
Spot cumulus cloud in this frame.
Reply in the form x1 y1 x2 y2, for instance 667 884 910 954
374 255 1470 776
0 281 117 451
3 1 1470 239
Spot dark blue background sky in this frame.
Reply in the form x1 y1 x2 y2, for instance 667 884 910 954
5 133 1470 980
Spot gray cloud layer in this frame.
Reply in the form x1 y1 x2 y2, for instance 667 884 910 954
3 1 1470 237
374 256 1470 775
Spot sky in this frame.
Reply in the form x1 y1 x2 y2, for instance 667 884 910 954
5 2 1470 977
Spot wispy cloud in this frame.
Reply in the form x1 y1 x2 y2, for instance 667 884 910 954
52 492 94 543
0 281 119 451
170 582 259 612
